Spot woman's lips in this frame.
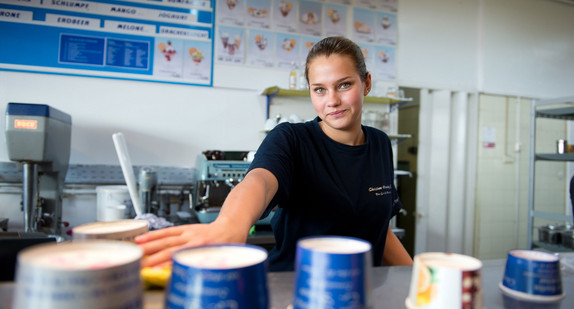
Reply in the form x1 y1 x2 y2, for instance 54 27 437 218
328 110 346 118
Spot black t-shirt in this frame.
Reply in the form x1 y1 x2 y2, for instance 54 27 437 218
248 117 402 271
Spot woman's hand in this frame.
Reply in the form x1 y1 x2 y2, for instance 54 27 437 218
135 168 278 269
134 217 247 268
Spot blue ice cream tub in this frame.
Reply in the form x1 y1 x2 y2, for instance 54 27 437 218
293 236 372 309
165 244 269 309
499 249 564 302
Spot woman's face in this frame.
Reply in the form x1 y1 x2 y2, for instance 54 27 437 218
307 54 370 133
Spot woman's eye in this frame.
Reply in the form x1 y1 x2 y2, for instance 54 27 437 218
339 82 351 89
314 87 325 94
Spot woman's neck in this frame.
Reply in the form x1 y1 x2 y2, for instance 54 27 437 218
319 121 365 146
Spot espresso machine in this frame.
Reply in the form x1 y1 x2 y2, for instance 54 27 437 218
5 103 72 235
193 150 251 223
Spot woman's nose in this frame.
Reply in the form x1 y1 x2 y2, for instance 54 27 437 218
326 91 341 106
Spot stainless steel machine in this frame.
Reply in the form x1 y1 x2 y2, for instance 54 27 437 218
138 167 158 215
5 103 72 235
193 150 276 226
193 150 251 223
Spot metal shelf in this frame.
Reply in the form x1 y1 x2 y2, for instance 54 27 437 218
260 86 412 119
535 153 574 161
528 96 574 251
536 106 574 120
533 241 574 253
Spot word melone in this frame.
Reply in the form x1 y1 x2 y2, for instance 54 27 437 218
116 24 146 31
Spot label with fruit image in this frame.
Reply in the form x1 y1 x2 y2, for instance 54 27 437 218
414 265 482 308
415 263 438 306
407 253 483 309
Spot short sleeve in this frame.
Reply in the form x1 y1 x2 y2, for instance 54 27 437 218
248 123 298 216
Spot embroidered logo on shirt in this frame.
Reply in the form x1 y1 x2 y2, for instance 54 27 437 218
369 185 392 196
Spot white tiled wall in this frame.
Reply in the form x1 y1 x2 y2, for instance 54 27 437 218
475 94 568 259
395 93 570 258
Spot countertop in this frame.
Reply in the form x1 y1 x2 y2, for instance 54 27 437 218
141 257 574 309
2 256 573 309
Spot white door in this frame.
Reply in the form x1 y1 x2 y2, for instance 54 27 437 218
414 89 478 255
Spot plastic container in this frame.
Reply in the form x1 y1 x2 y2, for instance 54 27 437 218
294 236 372 309
96 186 131 221
13 241 143 309
166 244 269 309
500 249 564 302
72 219 148 242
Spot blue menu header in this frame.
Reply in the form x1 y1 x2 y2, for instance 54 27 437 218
0 0 214 86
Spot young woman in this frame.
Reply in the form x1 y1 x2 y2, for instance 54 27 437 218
135 36 413 271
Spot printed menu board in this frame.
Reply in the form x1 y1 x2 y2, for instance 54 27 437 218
0 0 215 86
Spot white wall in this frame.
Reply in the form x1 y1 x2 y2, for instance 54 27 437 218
1 0 573 167
0 72 270 167
397 0 480 91
481 0 574 97
398 0 574 98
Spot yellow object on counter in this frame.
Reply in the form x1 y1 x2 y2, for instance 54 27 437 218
141 266 171 288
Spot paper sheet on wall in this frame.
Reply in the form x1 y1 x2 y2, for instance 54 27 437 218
373 45 396 80
299 0 322 37
273 0 297 33
353 7 375 43
245 0 271 29
216 0 245 26
276 33 301 69
375 11 397 46
216 26 245 64
483 126 496 148
323 3 347 37
247 29 274 67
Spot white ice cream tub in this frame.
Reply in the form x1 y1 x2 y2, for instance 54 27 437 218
13 240 143 309
72 219 148 242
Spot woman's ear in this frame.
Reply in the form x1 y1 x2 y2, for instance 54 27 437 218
363 72 372 96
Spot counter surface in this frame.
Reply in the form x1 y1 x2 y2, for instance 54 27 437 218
2 257 573 309
142 257 574 309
